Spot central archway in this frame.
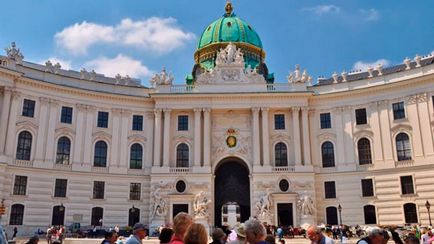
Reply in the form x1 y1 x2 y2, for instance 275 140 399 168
214 157 250 227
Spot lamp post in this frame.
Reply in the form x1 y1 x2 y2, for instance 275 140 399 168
338 204 343 242
426 201 432 226
59 203 65 212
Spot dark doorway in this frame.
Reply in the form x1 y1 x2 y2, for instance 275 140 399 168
52 205 65 225
215 158 250 227
277 203 293 226
326 206 338 225
128 207 140 227
173 204 189 218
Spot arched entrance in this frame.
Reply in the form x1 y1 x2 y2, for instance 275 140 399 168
214 157 250 227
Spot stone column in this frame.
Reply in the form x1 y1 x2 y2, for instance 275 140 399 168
0 87 12 154
82 105 96 167
72 104 87 165
34 97 49 163
162 109 171 167
406 95 423 157
378 100 393 161
110 108 122 168
416 94 434 156
203 108 211 167
368 102 384 161
342 106 355 164
145 112 155 169
153 109 162 167
5 90 20 157
261 107 270 166
252 107 260 166
292 107 302 165
301 107 311 165
118 110 130 171
44 99 59 163
334 107 345 165
194 108 202 167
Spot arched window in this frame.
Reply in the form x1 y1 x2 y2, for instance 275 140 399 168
128 207 140 227
326 206 338 225
10 204 24 225
94 141 108 167
176 143 189 168
56 137 71 165
52 205 65 225
16 131 32 160
363 205 377 224
358 138 372 165
275 142 288 167
91 207 104 226
321 141 335 167
396 133 412 161
130 143 143 169
403 203 418 224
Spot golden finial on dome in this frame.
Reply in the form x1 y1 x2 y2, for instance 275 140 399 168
225 0 233 16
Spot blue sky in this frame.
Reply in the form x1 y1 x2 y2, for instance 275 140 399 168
1 0 433 85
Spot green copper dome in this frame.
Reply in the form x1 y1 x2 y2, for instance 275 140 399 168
188 2 273 84
197 15 263 49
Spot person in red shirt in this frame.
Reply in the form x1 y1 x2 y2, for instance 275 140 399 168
170 212 193 244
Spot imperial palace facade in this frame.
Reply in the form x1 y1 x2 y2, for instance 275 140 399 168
0 2 434 235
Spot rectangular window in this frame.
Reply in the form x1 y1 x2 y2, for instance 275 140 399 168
132 115 143 131
324 181 336 199
22 99 35 117
129 183 141 200
361 179 374 197
320 113 331 129
178 115 188 131
60 106 73 124
274 114 285 130
93 181 105 199
13 175 28 195
355 108 367 125
400 176 414 195
97 111 109 128
54 179 67 198
393 102 406 120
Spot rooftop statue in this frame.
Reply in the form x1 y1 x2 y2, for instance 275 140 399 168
5 42 24 64
149 67 174 87
215 42 245 66
287 64 312 83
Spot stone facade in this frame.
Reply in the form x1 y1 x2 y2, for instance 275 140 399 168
0 41 434 235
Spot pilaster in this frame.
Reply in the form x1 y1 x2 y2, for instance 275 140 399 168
162 108 171 168
292 106 302 166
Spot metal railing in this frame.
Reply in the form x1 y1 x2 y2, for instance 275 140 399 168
272 166 295 172
169 167 190 173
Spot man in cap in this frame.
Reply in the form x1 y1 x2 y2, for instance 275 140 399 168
126 223 148 244
230 224 246 244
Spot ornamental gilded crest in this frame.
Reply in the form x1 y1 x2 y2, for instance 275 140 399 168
226 128 237 148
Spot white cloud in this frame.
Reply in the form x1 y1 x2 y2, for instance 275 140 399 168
353 59 391 71
360 9 380 21
55 17 195 55
302 5 340 15
85 54 152 78
39 57 72 70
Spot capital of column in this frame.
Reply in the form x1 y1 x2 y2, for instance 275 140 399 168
111 108 123 116
2 86 13 93
251 107 260 113
163 108 172 114
145 111 155 119
49 98 59 106
202 108 211 113
301 106 310 112
76 103 87 112
39 97 50 105
121 109 132 116
11 90 21 100
193 108 202 113
154 108 162 114
292 106 300 112
260 107 269 112
86 105 97 112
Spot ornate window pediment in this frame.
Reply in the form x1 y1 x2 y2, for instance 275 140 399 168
317 132 336 142
391 124 412 137
55 127 75 137
16 120 38 133
353 130 374 141
128 134 147 142
92 131 112 141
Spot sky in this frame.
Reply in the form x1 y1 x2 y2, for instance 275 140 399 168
1 0 433 86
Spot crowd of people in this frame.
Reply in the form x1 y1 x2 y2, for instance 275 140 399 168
18 213 434 244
